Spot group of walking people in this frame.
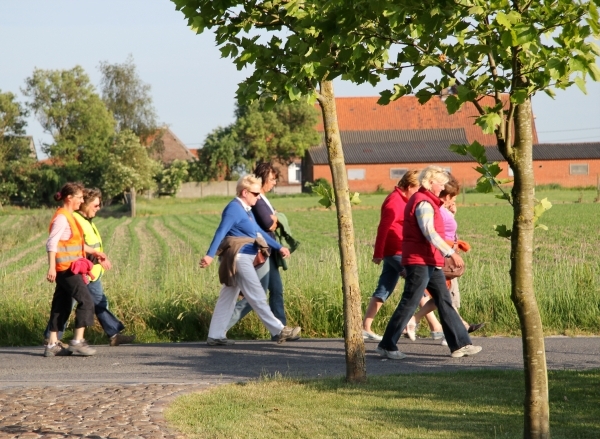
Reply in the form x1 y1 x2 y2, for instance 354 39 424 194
44 164 482 360
362 165 484 358
44 183 134 357
200 164 301 345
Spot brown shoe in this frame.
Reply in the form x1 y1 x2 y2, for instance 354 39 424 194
109 334 136 346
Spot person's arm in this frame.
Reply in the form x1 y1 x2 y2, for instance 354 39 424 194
205 202 239 258
252 198 277 232
415 202 454 256
84 244 107 262
46 215 68 253
47 251 57 282
373 197 399 262
258 224 282 251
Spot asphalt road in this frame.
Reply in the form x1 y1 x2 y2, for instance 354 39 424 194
2 336 599 389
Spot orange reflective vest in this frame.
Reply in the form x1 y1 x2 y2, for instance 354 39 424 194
49 207 85 272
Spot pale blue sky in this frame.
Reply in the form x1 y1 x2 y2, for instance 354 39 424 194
1 0 599 157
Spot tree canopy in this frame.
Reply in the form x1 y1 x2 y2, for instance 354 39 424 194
190 100 320 181
98 55 159 140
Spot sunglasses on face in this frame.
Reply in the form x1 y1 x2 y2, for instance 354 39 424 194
249 191 261 197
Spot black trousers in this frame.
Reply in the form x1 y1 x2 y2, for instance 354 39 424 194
48 270 95 331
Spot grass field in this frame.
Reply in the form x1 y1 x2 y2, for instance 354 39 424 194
0 188 599 346
164 370 600 439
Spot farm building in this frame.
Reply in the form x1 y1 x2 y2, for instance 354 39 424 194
302 96 600 191
147 127 196 164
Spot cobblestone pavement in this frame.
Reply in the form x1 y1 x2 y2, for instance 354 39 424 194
1 337 599 438
0 383 209 439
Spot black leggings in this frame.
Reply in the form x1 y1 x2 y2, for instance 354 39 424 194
48 270 95 331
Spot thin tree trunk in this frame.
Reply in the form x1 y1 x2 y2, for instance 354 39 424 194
511 99 550 439
317 80 366 383
130 186 137 218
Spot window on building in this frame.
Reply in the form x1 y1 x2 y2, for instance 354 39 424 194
348 169 366 180
288 163 301 183
508 166 514 177
570 164 589 175
390 168 408 180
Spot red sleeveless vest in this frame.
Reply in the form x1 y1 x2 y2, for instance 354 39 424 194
402 187 445 266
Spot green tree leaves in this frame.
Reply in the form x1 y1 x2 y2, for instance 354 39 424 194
98 55 159 141
190 100 320 181
103 130 160 199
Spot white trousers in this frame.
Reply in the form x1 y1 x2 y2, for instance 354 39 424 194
207 253 285 339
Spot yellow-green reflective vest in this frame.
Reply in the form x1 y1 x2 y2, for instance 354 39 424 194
73 211 104 281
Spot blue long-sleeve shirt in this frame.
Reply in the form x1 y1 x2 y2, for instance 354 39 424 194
206 198 282 257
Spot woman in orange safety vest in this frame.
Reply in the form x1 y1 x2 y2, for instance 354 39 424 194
44 182 107 357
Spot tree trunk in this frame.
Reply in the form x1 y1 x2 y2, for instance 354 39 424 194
130 186 137 218
317 80 366 383
510 99 550 439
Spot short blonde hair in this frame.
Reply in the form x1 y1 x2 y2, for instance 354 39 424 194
397 169 420 190
236 174 262 196
419 166 449 190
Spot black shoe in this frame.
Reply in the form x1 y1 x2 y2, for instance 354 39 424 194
468 322 486 333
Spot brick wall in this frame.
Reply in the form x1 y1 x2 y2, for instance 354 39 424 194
311 159 600 192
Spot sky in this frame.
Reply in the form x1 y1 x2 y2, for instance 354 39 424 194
1 0 599 158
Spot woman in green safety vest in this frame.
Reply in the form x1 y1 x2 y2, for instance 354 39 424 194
44 188 135 347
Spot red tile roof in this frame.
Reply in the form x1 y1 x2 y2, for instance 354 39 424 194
315 96 538 146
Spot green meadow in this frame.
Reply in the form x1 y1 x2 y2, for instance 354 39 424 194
0 188 598 346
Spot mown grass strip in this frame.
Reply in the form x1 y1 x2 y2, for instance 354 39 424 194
166 369 600 439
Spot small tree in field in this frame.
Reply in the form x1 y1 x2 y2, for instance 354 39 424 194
104 130 160 216
171 0 390 382
338 0 599 436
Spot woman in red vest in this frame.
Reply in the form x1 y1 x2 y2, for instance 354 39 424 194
376 166 482 359
44 182 107 357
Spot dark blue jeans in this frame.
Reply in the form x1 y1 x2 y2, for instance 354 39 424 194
44 278 125 339
372 255 404 302
378 265 472 353
227 255 286 329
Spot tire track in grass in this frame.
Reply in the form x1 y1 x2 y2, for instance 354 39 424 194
171 214 218 252
105 218 133 265
160 215 207 254
0 234 45 269
132 217 163 287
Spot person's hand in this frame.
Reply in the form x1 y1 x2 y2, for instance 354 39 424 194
279 247 291 258
447 201 457 214
372 257 383 265
269 215 278 231
94 251 108 262
46 267 56 283
200 255 213 268
100 258 112 271
450 252 464 268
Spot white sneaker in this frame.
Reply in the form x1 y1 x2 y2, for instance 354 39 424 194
441 337 448 346
362 330 383 341
451 345 482 358
375 346 407 360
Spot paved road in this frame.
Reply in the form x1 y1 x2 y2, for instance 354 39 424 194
1 336 599 438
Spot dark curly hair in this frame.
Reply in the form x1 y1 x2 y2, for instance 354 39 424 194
253 162 279 186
